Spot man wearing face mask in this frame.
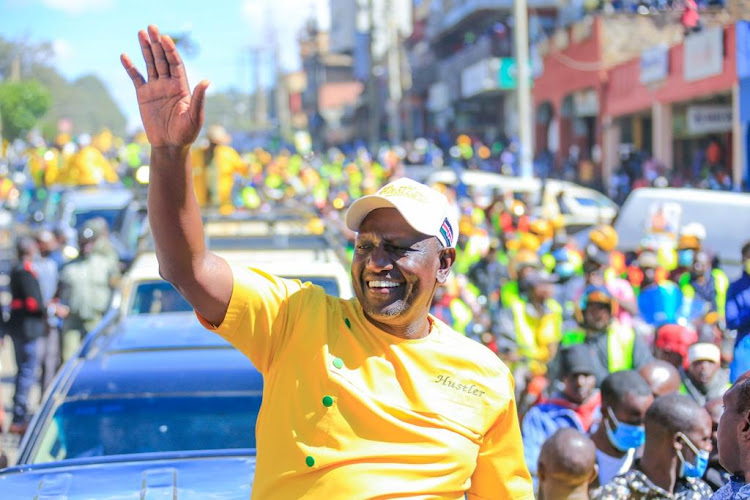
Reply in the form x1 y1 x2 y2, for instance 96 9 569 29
593 393 713 499
726 241 750 382
679 251 729 324
551 286 653 386
589 371 654 489
670 231 703 284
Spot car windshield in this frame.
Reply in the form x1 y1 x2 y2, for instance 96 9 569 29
130 276 341 315
32 394 261 464
130 281 193 314
72 208 124 232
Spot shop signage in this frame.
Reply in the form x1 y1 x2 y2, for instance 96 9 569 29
461 58 500 98
640 45 669 84
687 105 732 134
573 89 599 117
684 27 723 82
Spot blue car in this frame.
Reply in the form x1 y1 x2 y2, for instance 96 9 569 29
1 311 262 497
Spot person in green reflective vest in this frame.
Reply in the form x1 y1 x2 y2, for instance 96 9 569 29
495 269 562 382
678 251 729 323
550 285 653 387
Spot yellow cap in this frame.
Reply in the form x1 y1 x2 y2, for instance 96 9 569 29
589 225 618 252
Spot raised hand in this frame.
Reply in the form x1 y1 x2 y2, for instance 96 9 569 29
120 25 209 148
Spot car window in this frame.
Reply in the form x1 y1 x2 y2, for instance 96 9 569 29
130 282 192 315
32 394 261 464
72 208 125 233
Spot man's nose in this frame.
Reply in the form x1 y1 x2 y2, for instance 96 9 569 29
367 245 393 271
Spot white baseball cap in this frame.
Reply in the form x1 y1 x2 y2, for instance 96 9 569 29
687 342 721 365
345 178 459 248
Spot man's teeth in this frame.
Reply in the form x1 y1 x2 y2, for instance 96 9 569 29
369 281 400 288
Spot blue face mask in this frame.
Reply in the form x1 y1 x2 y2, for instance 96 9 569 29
676 432 710 478
678 249 695 267
605 407 646 452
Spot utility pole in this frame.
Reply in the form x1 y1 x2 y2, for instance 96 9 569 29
513 0 533 178
273 33 291 143
367 0 380 151
386 0 401 145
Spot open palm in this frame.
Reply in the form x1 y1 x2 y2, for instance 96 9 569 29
121 25 209 149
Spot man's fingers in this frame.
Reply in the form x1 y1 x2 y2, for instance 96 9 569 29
138 29 158 80
161 35 185 80
190 80 210 128
148 25 171 78
120 53 146 88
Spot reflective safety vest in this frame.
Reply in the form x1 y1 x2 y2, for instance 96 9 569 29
679 269 730 319
450 298 473 335
511 298 563 374
561 322 636 372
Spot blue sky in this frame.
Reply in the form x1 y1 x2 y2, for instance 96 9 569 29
1 0 329 132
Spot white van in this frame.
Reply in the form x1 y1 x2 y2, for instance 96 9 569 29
614 188 750 280
424 168 617 233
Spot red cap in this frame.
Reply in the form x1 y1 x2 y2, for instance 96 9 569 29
655 325 698 360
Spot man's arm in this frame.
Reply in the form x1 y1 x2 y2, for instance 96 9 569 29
121 25 231 326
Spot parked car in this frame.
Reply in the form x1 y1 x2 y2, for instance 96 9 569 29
12 312 263 466
614 187 750 280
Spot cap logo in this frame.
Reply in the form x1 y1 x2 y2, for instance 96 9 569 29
378 183 429 202
440 218 454 247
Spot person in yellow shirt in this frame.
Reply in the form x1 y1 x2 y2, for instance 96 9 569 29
191 124 247 210
121 25 534 500
59 134 119 186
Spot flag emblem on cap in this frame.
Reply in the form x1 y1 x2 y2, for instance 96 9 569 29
440 218 454 247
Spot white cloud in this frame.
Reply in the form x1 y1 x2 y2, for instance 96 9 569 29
42 0 114 14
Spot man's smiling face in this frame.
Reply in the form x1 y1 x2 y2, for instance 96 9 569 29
351 208 451 337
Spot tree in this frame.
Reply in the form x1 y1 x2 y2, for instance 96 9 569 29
0 80 51 141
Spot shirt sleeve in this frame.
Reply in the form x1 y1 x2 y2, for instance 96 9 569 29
196 265 310 374
467 371 535 500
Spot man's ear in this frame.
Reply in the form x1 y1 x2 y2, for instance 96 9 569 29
588 464 599 485
537 461 546 482
740 410 750 441
436 248 456 284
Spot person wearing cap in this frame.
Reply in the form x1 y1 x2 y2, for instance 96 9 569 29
121 27 533 499
654 324 699 370
680 343 730 406
579 231 638 330
669 231 703 284
710 373 750 500
190 123 247 209
521 344 601 484
537 428 599 500
593 393 713 500
553 285 652 386
637 250 685 328
726 241 750 383
58 219 121 361
589 371 654 489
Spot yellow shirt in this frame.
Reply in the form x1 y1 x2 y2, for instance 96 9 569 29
199 266 533 500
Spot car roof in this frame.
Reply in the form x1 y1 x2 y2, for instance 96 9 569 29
66 312 261 399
